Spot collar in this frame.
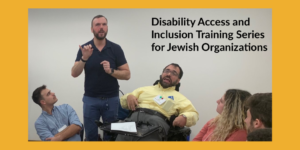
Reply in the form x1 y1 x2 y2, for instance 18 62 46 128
91 38 112 50
156 82 176 91
42 106 56 115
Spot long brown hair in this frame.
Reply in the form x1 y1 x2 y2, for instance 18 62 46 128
209 89 251 141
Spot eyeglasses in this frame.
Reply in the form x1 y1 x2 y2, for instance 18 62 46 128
163 69 178 77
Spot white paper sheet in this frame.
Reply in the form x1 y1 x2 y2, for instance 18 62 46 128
111 122 137 133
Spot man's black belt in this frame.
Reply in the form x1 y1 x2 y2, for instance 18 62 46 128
135 108 168 121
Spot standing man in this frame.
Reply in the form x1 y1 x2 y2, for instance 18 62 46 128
71 15 131 141
32 85 82 141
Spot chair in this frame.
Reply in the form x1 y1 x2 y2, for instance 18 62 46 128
79 124 84 141
167 126 191 141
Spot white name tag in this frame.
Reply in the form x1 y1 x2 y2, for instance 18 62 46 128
58 125 67 132
153 95 166 105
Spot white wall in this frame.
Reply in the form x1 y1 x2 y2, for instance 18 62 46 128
28 9 272 140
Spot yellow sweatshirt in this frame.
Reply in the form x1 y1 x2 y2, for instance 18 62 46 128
120 83 199 127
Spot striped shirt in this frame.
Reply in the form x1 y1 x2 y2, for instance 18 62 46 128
35 104 82 141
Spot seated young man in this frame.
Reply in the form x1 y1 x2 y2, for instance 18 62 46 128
244 93 272 134
32 85 82 141
115 63 199 141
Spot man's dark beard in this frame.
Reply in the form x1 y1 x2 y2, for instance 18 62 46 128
159 75 178 88
93 30 107 40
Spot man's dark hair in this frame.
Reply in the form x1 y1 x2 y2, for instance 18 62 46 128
246 93 272 128
247 128 272 141
163 63 183 79
32 85 46 106
91 15 107 27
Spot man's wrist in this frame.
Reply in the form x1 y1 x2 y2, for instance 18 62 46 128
181 114 187 119
109 68 114 75
54 134 63 141
81 56 88 62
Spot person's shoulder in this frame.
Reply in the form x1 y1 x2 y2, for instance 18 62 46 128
227 129 247 141
234 129 247 135
107 39 120 46
136 85 155 91
202 118 216 129
57 104 75 115
107 39 122 49
35 114 45 126
203 118 214 126
229 128 247 138
58 103 72 108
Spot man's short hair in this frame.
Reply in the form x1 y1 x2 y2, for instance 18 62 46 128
32 85 46 106
163 63 183 79
246 93 272 128
247 128 272 141
91 15 107 27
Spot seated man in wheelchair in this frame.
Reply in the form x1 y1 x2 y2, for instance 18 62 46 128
114 63 199 141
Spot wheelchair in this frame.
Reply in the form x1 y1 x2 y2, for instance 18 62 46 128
95 114 191 141
105 83 190 141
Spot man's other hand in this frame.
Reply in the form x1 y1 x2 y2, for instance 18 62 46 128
45 135 63 141
172 115 187 128
127 95 138 111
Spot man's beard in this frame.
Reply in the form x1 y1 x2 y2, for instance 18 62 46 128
93 29 107 40
247 123 255 133
159 75 178 88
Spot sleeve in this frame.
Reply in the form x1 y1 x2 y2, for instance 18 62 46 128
65 104 82 128
35 119 54 141
120 87 145 110
75 49 82 62
225 129 247 141
114 45 127 67
177 95 199 127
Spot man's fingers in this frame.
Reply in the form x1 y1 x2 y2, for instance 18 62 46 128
134 99 138 106
127 96 137 111
130 100 134 110
79 45 93 51
79 45 83 50
128 99 133 110
84 45 89 49
100 60 108 65
173 118 180 127
129 100 135 111
87 44 93 51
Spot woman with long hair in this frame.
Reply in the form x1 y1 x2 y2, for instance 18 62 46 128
193 89 251 141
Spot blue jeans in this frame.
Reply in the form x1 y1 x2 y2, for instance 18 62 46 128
83 95 119 141
117 102 130 120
